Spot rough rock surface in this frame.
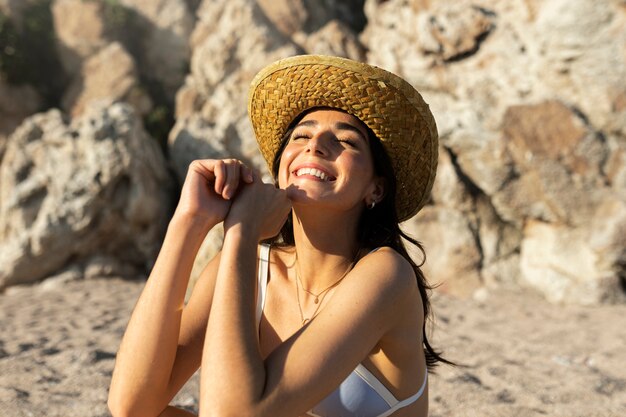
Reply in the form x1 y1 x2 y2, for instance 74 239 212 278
257 0 367 37
363 0 626 303
0 102 173 289
117 0 194 98
51 0 109 77
292 20 366 61
1 0 624 304
52 0 193 108
61 42 152 117
0 81 42 160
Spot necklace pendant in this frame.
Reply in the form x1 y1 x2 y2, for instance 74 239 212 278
303 318 310 325
314 297 319 304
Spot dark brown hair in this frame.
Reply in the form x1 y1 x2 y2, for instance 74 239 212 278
263 108 452 369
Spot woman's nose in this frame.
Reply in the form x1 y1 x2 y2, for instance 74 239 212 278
305 133 329 156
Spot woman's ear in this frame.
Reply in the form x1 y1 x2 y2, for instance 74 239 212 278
368 176 386 205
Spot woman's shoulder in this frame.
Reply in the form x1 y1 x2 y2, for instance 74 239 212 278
351 246 418 300
359 247 425 328
360 246 415 277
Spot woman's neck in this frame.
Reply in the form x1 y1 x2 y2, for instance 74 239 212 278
290 206 361 293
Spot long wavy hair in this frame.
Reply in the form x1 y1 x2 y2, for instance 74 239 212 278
262 108 452 369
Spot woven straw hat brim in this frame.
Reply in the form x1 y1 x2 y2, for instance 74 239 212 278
248 55 438 221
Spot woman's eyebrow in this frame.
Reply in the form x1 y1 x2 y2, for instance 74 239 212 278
335 122 367 141
295 120 317 128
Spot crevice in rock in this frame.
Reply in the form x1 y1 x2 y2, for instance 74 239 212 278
495 164 520 194
568 104 612 184
302 0 368 35
184 0 202 15
444 6 497 64
443 145 524 278
444 145 484 198
19 185 47 228
111 174 130 209
569 104 592 127
15 160 34 182
617 257 626 296
445 29 492 63
470 208 485 274
473 5 497 18
444 145 485 272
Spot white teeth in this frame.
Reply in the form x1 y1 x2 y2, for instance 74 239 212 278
296 168 329 181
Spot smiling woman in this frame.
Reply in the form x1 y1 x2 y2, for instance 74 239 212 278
108 55 450 417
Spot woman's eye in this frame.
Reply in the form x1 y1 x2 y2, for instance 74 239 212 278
336 138 356 147
291 133 309 141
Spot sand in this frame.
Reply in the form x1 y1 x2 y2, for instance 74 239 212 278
1 277 625 417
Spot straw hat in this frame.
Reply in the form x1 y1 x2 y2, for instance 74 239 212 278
248 55 438 221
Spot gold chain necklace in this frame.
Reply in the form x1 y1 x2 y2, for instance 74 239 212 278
294 251 357 325
295 273 331 326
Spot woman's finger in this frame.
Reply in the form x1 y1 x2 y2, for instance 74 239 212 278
213 160 227 195
223 160 240 200
242 163 254 184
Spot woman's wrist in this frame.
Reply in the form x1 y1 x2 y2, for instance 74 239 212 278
223 219 261 243
169 211 217 239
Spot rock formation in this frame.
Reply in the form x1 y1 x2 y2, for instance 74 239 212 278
365 0 626 303
0 0 624 304
0 102 173 289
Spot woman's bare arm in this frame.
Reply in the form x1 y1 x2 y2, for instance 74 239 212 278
108 214 214 417
109 160 253 417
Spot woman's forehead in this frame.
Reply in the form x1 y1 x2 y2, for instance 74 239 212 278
300 108 358 122
298 109 368 137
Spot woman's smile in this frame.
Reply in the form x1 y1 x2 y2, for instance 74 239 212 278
292 163 336 182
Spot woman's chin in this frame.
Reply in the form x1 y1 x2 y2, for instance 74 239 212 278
283 183 307 201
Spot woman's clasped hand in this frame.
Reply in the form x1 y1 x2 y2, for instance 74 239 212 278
175 158 292 240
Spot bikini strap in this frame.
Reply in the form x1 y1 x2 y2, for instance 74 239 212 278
375 371 428 417
255 244 270 331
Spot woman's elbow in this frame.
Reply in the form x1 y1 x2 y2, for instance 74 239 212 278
108 393 162 417
107 396 129 417
107 395 136 417
199 402 261 417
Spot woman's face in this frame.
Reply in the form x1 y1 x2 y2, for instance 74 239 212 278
277 109 384 214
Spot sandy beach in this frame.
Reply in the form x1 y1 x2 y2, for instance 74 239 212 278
1 276 625 417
